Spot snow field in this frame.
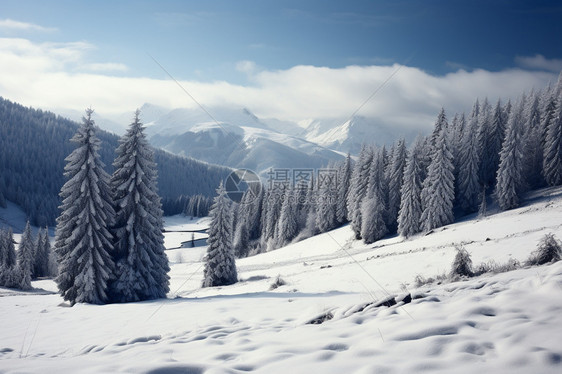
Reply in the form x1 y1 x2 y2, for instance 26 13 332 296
0 187 561 373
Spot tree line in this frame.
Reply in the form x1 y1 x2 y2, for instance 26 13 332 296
0 222 54 290
0 97 230 227
226 74 562 258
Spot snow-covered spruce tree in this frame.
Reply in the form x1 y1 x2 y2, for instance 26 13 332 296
386 138 407 234
0 228 18 287
17 221 34 290
420 110 455 232
476 98 492 185
450 113 465 168
479 99 508 189
233 193 251 258
522 90 546 189
496 98 526 211
316 183 338 234
203 183 237 287
0 228 17 269
277 188 299 246
457 110 481 214
262 189 283 247
335 154 352 224
543 94 562 187
430 108 449 154
348 145 373 239
54 109 116 305
300 187 318 239
540 86 557 147
33 228 51 278
397 138 424 237
110 110 170 302
361 150 388 244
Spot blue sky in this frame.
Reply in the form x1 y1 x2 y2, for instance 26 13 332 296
3 0 561 81
0 0 561 128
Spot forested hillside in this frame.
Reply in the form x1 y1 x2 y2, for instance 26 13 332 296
0 97 230 227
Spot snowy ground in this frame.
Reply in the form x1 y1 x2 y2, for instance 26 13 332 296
1 187 562 373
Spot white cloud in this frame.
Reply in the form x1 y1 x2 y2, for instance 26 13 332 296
0 19 57 33
0 37 557 134
236 60 257 75
83 62 129 72
515 54 562 73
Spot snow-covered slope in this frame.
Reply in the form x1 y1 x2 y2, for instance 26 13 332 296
1 187 562 373
0 201 28 233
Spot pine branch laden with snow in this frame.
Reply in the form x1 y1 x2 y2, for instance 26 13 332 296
203 183 238 288
54 109 116 305
110 110 170 302
420 110 455 232
496 98 527 211
397 137 424 237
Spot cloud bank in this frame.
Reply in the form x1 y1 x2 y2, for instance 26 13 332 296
0 19 57 33
0 36 558 133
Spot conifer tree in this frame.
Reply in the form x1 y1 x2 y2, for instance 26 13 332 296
336 154 352 224
540 87 557 148
397 138 424 237
420 110 455 231
277 189 299 246
54 109 116 305
316 184 338 234
386 139 407 233
233 193 251 258
487 99 508 188
496 98 526 210
203 183 237 287
457 111 481 213
523 90 545 188
0 228 17 269
543 95 562 186
348 146 373 239
17 221 34 290
33 228 51 278
262 189 283 246
361 151 388 243
430 108 449 153
110 110 170 302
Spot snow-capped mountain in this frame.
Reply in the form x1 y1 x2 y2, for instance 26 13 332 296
79 103 423 174
302 116 420 155
143 105 344 176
